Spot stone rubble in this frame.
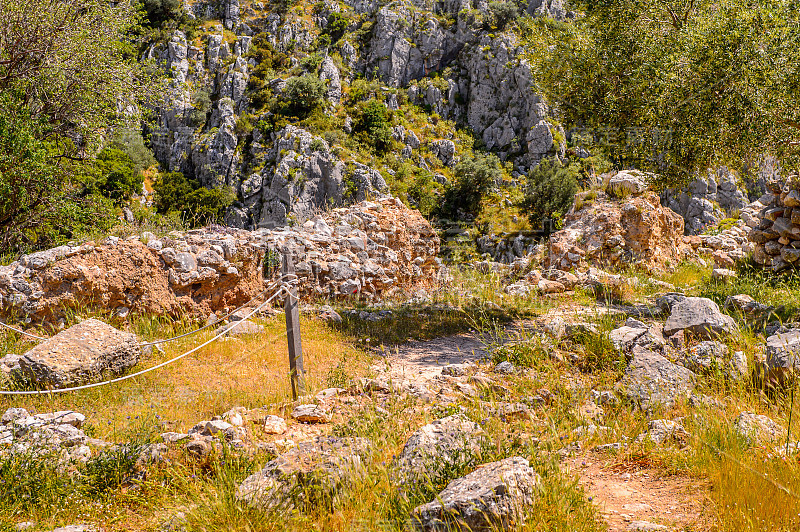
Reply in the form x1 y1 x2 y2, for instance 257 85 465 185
0 198 440 323
747 178 800 272
547 183 690 272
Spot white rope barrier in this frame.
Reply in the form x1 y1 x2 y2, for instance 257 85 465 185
0 274 298 348
139 273 298 347
0 321 47 340
0 281 293 396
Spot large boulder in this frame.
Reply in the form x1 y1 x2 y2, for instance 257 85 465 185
412 457 540 531
607 170 649 198
663 297 737 340
236 436 371 510
398 414 485 482
16 319 140 387
547 189 689 272
622 347 695 409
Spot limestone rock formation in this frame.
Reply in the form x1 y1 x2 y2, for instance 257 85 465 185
236 436 371 510
16 319 140 387
662 167 750 235
412 456 540 531
663 297 737 340
547 184 689 272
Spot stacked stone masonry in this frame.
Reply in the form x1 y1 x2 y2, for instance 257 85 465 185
0 198 439 324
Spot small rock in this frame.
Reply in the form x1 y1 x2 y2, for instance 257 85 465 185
218 319 264 336
263 415 288 434
494 361 516 375
291 404 330 423
627 521 669 532
734 412 783 444
1 407 29 424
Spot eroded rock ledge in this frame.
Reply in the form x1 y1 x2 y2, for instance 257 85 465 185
0 198 439 324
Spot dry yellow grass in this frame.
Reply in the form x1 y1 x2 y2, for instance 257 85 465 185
0 316 367 440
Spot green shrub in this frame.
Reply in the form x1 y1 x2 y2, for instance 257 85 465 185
438 153 502 219
354 98 392 153
325 12 350 43
141 0 184 26
348 78 379 103
94 147 143 203
485 1 519 30
153 171 235 227
246 35 289 111
300 52 325 72
281 74 327 116
83 443 146 495
519 157 579 230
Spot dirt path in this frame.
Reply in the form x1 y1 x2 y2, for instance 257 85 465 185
567 452 712 531
374 325 712 532
376 332 489 383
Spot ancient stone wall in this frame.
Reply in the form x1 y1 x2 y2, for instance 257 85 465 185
0 199 440 324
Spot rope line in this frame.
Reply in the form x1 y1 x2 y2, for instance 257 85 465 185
0 275 298 347
0 281 293 396
139 273 298 347
0 320 47 340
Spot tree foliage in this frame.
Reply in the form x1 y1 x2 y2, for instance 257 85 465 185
354 99 392 152
0 95 116 252
519 157 579 230
438 153 503 219
0 0 159 153
524 0 800 189
153 172 235 227
282 74 327 116
0 0 160 253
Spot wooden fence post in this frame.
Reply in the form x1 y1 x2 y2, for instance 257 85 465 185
282 250 306 400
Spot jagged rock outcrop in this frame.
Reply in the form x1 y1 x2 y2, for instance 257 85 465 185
242 125 389 229
547 181 690 272
662 167 750 235
406 32 562 165
148 0 565 220
0 199 440 323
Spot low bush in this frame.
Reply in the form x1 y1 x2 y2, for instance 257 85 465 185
519 157 579 230
153 171 235 227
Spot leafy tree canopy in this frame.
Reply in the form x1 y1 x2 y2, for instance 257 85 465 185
524 0 800 189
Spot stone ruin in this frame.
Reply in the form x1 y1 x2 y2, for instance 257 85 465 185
0 198 440 324
747 177 800 271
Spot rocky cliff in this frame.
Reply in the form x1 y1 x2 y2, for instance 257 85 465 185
146 0 565 230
